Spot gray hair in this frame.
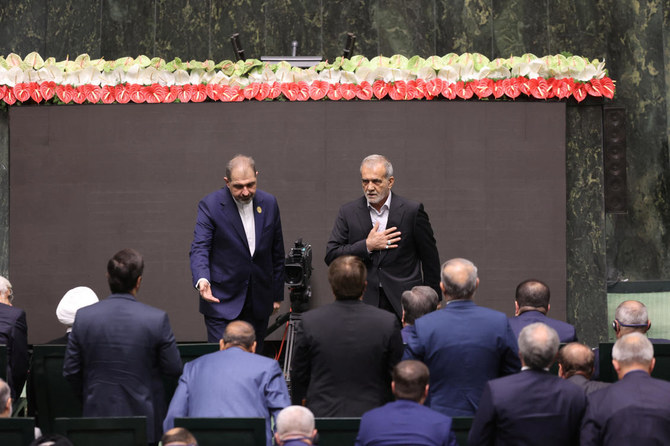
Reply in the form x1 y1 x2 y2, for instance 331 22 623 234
0 276 11 295
275 405 315 440
612 332 654 367
518 322 560 370
440 258 478 300
615 300 648 325
360 154 393 178
0 378 9 412
401 286 439 325
226 154 256 179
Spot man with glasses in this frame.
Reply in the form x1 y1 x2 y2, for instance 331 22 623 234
0 275 28 402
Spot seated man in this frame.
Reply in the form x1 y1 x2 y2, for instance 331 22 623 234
400 286 439 343
162 427 198 446
581 332 670 444
0 276 28 401
274 406 317 446
469 323 586 446
558 342 609 394
49 286 99 344
508 279 576 342
356 360 457 446
0 378 11 417
164 320 290 446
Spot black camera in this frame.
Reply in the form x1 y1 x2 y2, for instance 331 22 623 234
285 239 312 312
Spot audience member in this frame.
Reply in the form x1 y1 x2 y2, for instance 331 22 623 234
291 255 403 416
558 342 610 394
274 405 317 446
581 332 670 444
508 279 577 342
163 320 289 446
0 378 11 417
0 275 28 401
162 427 198 446
29 434 74 446
355 360 458 446
48 286 99 344
469 323 586 445
404 258 520 416
63 248 182 445
400 286 439 343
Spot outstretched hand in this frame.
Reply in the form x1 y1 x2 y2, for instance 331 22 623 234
199 281 220 303
366 222 402 251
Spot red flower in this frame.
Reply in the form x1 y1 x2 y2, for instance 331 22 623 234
339 83 357 100
14 83 31 102
327 83 342 101
191 84 208 102
268 82 282 99
281 82 300 101
255 83 270 101
115 84 131 103
0 86 6 102
388 81 407 100
72 86 87 104
502 78 520 99
101 85 116 104
455 81 473 100
232 87 246 102
165 86 181 103
406 80 420 100
128 84 145 103
3 88 16 105
309 81 329 100
441 82 457 100
206 84 223 101
585 78 603 97
529 78 550 99
518 77 532 96
145 84 168 103
178 85 192 103
473 79 493 99
296 82 310 101
40 81 57 101
572 83 587 102
244 83 260 100
372 80 388 99
83 85 102 103
492 80 505 99
357 81 373 100
600 77 615 99
426 78 443 97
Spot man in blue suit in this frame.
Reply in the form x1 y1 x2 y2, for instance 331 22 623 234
508 279 577 342
404 258 520 417
64 248 182 445
0 276 28 402
469 323 586 445
581 332 670 445
190 154 285 350
355 360 458 446
163 321 290 446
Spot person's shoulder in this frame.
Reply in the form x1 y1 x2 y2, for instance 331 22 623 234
0 303 25 319
255 189 277 201
391 193 421 209
338 196 367 212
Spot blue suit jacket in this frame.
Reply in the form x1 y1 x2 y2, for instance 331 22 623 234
581 370 670 445
355 399 458 446
63 294 182 443
190 187 285 320
163 346 290 446
0 303 28 400
469 369 586 445
508 310 577 343
404 300 520 417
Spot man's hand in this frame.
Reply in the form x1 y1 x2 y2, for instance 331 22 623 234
198 281 220 303
366 222 402 251
273 301 281 313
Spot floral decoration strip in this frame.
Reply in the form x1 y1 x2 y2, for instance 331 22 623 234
0 52 615 105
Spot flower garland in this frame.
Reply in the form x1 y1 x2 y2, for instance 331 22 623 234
0 52 615 105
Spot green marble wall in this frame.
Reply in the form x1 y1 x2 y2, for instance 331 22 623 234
1 0 670 346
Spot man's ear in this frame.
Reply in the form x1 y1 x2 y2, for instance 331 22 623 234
219 339 225 351
250 341 257 354
274 432 281 446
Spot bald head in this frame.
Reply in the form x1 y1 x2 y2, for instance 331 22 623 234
440 258 478 301
161 427 197 445
275 405 316 444
558 342 595 379
221 321 256 352
518 322 560 370
614 300 650 337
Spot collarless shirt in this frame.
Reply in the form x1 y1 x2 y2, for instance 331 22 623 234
368 191 392 232
235 199 256 256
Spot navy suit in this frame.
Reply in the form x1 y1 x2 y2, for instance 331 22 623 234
581 370 670 445
63 294 182 444
355 399 458 446
190 187 284 343
508 310 577 343
404 300 520 417
0 303 28 400
325 194 440 317
469 369 586 445
163 346 290 446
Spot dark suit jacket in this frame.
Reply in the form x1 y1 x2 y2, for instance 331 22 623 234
291 299 404 417
581 370 670 445
355 399 458 446
324 194 440 317
566 374 610 395
508 310 577 343
63 293 182 443
404 300 520 417
164 346 290 446
469 369 586 446
0 303 28 400
190 187 284 321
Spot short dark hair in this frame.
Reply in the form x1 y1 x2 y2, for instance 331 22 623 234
392 360 429 402
401 286 439 325
328 255 366 300
107 248 144 294
558 343 595 378
161 427 198 446
515 279 550 309
223 320 256 349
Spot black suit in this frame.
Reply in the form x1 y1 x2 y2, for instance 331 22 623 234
0 303 28 400
325 194 440 317
291 299 404 416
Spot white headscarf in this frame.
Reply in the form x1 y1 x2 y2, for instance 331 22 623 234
56 286 99 332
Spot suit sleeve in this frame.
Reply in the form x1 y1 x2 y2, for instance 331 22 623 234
499 322 521 376
579 395 602 446
9 310 28 399
163 365 190 432
387 320 404 371
158 313 182 378
271 199 285 302
189 199 215 288
467 383 496 446
402 324 424 361
324 206 370 265
265 361 291 423
413 203 441 296
63 321 83 399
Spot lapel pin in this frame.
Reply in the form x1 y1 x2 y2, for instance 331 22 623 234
257 206 262 214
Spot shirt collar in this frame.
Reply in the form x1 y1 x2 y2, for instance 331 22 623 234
367 191 392 214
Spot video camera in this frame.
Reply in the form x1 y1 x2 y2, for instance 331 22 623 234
285 238 312 313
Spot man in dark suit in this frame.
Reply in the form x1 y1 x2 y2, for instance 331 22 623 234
558 342 610 394
274 406 317 446
325 154 440 319
508 279 577 342
291 255 404 416
190 154 285 350
355 360 458 446
0 276 28 401
404 258 520 417
164 321 290 446
581 332 670 444
64 248 182 445
400 286 439 344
